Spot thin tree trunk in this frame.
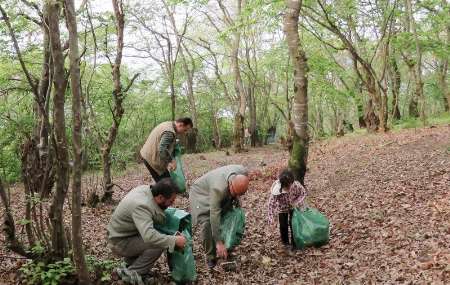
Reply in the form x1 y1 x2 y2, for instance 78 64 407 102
231 0 246 153
64 0 90 282
102 0 139 202
210 93 221 149
248 86 257 147
48 0 69 260
406 0 426 123
389 51 401 120
180 47 198 152
284 0 309 185
163 0 198 128
404 63 420 117
439 0 450 111
20 142 36 248
0 178 29 257
169 74 176 121
439 60 449 111
37 17 51 164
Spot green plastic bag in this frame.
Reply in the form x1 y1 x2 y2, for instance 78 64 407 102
154 208 196 283
170 145 186 193
155 208 192 235
220 207 245 249
168 228 196 283
292 207 330 249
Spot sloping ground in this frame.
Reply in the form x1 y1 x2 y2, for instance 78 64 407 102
1 125 449 284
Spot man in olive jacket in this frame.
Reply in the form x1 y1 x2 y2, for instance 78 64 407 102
108 179 186 283
189 164 249 268
140 118 193 182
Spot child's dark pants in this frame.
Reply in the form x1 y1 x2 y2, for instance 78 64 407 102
278 210 294 245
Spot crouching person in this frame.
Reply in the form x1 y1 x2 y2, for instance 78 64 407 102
107 178 186 285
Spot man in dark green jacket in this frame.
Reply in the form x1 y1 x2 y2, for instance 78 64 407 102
189 165 249 268
108 179 186 284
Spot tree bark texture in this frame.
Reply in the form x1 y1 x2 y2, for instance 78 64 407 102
64 0 90 282
48 0 70 260
284 0 309 185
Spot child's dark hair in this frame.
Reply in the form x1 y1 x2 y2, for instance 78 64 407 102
279 168 294 192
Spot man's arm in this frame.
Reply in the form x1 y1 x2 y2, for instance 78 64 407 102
159 131 175 165
132 205 177 252
209 187 225 243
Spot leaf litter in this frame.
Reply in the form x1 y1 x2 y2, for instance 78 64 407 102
1 125 449 284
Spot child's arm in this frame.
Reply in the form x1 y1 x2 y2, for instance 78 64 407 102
291 181 307 208
267 195 276 224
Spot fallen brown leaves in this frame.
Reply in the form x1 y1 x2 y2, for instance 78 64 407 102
1 126 449 284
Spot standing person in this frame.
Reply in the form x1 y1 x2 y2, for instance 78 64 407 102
267 168 307 249
107 179 186 284
140 118 193 182
189 165 249 268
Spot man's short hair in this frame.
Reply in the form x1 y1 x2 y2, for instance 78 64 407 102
176 117 193 128
151 178 180 198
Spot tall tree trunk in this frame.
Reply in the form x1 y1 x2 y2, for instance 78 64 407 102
64 0 90 282
212 114 221 149
169 72 176 121
314 99 324 137
405 64 420 117
0 178 29 257
439 60 449 111
48 0 69 259
248 86 257 147
364 99 380 132
210 93 221 149
180 47 198 153
406 0 426 123
37 18 51 166
101 0 138 202
284 0 309 185
389 51 401 120
439 0 450 111
231 0 246 153
163 0 198 131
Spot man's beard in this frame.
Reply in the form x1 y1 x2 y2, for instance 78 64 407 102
159 204 169 210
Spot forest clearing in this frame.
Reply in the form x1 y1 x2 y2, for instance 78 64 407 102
1 125 449 284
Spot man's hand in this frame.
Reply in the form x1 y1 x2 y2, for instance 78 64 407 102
216 241 228 259
167 160 177 171
175 235 186 249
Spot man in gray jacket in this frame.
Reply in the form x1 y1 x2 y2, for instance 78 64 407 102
189 164 249 268
108 179 186 284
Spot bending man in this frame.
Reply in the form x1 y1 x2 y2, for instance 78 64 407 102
189 164 249 268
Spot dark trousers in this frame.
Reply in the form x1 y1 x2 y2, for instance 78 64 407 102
279 210 294 245
143 159 170 182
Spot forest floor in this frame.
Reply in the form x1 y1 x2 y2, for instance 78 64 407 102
1 125 450 284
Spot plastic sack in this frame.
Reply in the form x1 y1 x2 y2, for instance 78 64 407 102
170 145 186 193
154 208 196 283
292 207 330 249
155 207 192 235
168 228 196 283
220 207 245 249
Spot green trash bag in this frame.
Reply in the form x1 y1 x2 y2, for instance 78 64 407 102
155 207 192 235
170 145 186 193
292 207 330 249
220 207 245 249
154 208 196 283
169 229 196 283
